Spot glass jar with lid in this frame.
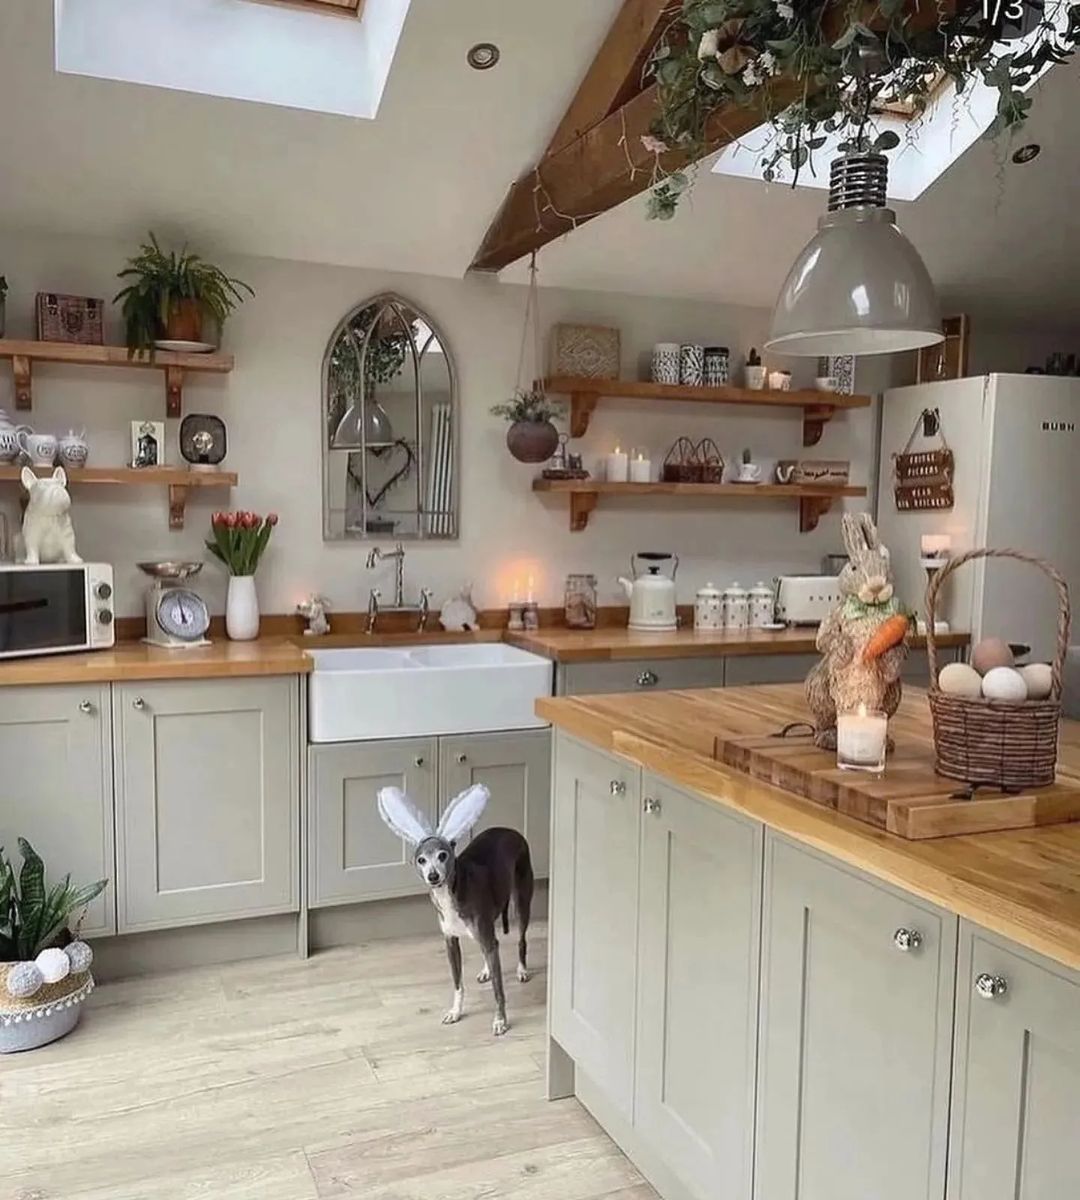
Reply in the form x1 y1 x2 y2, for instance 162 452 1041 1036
564 573 598 629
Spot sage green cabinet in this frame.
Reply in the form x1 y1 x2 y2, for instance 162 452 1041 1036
635 774 761 1200
440 729 551 877
113 678 299 932
948 924 1080 1200
550 736 640 1120
755 836 956 1200
309 736 437 906
556 657 725 696
0 684 114 938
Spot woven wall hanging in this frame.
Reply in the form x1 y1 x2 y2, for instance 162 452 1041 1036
893 408 955 511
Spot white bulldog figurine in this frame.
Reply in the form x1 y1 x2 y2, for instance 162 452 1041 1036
20 466 82 565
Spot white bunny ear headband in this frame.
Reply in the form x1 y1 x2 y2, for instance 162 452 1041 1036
376 784 490 847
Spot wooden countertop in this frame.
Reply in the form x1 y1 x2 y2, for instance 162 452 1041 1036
508 626 969 663
538 684 1080 971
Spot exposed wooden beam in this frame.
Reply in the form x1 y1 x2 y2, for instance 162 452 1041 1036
545 0 677 157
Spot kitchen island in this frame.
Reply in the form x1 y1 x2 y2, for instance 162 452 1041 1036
539 684 1080 1200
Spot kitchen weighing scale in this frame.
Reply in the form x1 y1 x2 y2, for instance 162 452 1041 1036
138 561 212 649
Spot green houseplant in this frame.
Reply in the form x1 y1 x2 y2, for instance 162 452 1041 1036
1 839 107 1053
491 388 565 463
115 232 254 353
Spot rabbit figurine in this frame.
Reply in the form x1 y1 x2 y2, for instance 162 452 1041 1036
19 466 81 565
805 513 909 750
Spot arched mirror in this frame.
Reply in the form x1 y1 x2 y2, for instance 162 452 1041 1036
323 294 457 540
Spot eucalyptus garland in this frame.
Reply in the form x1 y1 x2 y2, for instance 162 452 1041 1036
644 0 1079 217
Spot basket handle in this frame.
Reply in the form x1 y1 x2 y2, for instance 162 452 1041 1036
925 548 1072 698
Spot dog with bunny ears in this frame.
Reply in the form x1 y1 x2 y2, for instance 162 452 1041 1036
377 784 533 1036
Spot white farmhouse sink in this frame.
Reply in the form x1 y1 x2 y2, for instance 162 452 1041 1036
307 642 554 743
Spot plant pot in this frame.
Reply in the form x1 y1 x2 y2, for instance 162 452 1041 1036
506 420 559 464
1 969 94 1054
226 575 260 641
165 298 203 343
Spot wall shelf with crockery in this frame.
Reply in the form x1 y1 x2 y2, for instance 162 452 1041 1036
542 375 871 446
532 478 866 533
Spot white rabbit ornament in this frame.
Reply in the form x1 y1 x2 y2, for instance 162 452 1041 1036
20 466 82 565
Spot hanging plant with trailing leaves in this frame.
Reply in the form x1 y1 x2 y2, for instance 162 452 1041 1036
643 0 1079 218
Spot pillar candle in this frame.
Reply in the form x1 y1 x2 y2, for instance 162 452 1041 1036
606 445 629 483
629 451 651 484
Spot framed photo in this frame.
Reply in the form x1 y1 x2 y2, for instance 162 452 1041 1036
131 420 165 468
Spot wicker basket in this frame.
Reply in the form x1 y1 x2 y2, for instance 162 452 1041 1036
926 548 1071 789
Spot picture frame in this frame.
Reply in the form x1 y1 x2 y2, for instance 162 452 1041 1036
130 420 165 468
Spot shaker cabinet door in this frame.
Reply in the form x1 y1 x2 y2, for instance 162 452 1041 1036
0 684 114 938
439 729 551 877
756 835 956 1200
634 774 762 1200
948 924 1080 1200
550 734 640 1119
114 678 299 932
309 737 437 906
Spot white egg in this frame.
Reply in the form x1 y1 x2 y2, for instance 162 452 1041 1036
35 947 71 984
981 666 1029 704
1019 662 1054 701
937 662 983 699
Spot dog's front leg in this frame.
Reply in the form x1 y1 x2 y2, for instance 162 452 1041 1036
443 936 464 1024
479 926 509 1036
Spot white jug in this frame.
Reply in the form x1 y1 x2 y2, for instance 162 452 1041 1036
618 552 678 631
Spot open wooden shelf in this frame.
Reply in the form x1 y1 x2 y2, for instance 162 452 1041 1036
0 339 234 417
533 478 867 533
0 465 238 530
543 375 872 445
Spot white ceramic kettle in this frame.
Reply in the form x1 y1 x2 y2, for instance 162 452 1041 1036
618 552 678 631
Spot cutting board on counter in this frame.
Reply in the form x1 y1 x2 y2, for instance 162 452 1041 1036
713 730 1080 839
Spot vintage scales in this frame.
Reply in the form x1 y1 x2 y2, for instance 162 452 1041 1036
138 561 212 649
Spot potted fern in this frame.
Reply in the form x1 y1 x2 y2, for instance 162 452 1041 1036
1 839 107 1053
490 388 565 463
115 232 254 354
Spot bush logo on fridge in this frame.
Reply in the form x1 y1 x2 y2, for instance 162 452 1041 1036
1042 421 1076 434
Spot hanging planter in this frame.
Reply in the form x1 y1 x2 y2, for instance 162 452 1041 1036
503 405 562 463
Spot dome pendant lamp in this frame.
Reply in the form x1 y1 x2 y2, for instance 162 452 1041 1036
765 151 943 357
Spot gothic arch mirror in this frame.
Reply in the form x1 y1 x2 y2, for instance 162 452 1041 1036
322 293 458 540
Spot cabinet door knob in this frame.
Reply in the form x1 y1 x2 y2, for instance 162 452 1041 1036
975 972 1008 1000
893 928 923 953
132 697 146 711
643 796 662 815
609 780 626 796
78 700 94 714
636 670 659 688
455 752 467 764
413 755 425 768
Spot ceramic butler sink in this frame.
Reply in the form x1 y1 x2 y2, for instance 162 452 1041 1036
307 643 553 743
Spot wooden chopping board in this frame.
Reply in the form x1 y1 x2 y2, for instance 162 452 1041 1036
714 729 1080 839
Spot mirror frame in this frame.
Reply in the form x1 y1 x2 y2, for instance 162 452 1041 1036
321 292 459 542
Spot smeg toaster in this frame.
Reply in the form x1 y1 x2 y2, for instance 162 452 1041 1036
774 574 842 626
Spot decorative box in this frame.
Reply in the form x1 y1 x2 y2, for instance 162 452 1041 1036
35 293 105 345
550 323 620 379
794 459 850 486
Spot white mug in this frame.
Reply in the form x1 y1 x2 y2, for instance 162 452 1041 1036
737 462 762 483
768 370 792 392
17 430 58 467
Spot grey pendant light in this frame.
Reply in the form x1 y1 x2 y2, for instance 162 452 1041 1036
765 152 943 357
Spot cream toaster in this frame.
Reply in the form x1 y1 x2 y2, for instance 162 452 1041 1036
774 574 842 626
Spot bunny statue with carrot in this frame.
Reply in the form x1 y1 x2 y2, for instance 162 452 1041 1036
805 513 912 751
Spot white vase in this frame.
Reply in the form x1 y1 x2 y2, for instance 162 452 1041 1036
226 575 260 641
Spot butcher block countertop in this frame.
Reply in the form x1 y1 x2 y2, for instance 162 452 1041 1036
537 684 1080 972
508 626 969 663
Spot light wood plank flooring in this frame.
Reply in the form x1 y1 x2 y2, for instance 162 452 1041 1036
1 925 656 1200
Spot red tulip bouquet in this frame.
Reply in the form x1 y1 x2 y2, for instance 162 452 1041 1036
206 510 278 576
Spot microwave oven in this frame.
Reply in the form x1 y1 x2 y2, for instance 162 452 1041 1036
0 563 115 659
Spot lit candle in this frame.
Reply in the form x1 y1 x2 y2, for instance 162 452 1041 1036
606 444 629 483
836 703 888 773
525 574 535 603
629 450 651 484
920 533 952 559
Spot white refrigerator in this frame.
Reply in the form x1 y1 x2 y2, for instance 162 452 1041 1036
876 373 1080 662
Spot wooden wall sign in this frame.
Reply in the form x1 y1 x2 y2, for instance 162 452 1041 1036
894 408 955 511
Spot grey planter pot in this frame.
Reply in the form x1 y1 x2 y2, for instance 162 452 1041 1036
0 972 94 1054
506 420 559 464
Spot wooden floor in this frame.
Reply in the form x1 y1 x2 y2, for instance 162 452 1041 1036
1 925 656 1200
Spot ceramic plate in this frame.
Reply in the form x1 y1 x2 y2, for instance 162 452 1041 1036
153 339 217 354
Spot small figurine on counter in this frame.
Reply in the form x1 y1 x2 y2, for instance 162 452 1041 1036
440 584 479 632
805 513 910 750
297 594 331 637
19 466 81 565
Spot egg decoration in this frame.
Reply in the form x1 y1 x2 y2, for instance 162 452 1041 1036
971 637 1015 675
1019 662 1054 701
35 947 71 984
5 961 44 999
938 662 984 699
981 666 1028 704
64 940 94 974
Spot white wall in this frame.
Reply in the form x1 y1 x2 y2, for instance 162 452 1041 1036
0 228 877 618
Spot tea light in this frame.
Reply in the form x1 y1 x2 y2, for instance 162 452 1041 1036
836 703 888 773
606 444 629 483
629 450 651 484
920 533 952 559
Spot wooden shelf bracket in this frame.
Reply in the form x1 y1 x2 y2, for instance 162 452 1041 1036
165 366 185 419
569 391 599 438
167 484 189 531
799 494 835 533
802 403 835 447
569 491 598 532
12 355 32 411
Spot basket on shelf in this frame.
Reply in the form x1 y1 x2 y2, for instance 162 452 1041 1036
697 438 725 483
926 548 1070 790
662 436 700 483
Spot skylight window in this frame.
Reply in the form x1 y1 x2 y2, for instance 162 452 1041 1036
54 0 411 119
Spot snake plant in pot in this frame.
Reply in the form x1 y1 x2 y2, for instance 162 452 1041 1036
1 839 107 1053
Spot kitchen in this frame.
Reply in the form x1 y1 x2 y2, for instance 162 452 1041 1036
2 2 1080 1199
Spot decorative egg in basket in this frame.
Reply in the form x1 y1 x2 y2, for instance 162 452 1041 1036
1019 662 1054 701
981 666 1029 703
937 662 982 699
971 637 1015 675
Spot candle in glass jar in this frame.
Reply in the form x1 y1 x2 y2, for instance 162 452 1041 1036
836 703 888 773
920 533 952 559
629 450 651 483
606 444 629 483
